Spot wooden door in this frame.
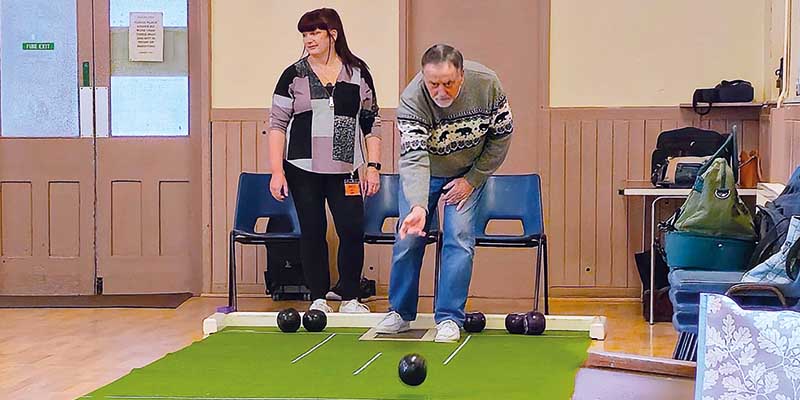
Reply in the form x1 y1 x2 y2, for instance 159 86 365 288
91 0 203 294
0 0 96 294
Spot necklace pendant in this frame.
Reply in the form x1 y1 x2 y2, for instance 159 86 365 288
329 96 334 108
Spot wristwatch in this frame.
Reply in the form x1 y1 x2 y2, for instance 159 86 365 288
367 162 382 171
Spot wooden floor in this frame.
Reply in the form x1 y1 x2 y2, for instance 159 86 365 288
0 296 681 400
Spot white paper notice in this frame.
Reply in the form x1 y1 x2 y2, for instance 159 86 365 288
129 12 164 62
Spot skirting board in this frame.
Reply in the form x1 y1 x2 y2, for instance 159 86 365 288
203 312 607 340
585 350 697 378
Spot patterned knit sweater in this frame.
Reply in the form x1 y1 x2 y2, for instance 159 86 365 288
398 60 513 208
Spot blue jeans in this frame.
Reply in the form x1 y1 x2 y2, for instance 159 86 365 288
388 177 485 326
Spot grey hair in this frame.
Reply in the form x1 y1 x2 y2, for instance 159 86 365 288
421 44 463 70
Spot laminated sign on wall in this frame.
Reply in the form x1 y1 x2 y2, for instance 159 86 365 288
129 12 163 62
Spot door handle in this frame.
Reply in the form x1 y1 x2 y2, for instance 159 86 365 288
82 61 90 87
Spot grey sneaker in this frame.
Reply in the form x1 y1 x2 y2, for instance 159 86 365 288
434 320 460 343
339 299 370 313
308 298 333 313
325 290 343 301
374 311 411 334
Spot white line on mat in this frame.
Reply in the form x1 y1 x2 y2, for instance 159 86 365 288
443 335 472 365
290 333 336 364
352 352 382 375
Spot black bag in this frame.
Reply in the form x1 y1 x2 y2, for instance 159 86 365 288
635 243 670 292
643 286 673 323
748 166 800 273
263 216 311 301
692 80 754 115
650 127 727 188
637 235 673 324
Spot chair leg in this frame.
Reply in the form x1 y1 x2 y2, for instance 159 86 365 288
533 244 543 312
228 232 238 312
680 333 690 360
686 334 697 362
672 332 698 361
543 238 550 315
682 333 694 361
672 332 686 360
533 238 549 314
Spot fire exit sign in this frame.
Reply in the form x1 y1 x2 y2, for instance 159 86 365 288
22 42 54 51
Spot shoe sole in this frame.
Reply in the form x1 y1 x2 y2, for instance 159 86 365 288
434 337 459 343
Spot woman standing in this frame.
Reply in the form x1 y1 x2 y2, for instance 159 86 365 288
268 8 382 313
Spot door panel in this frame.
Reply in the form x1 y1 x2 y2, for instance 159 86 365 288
95 139 196 293
0 140 95 294
0 0 95 295
92 0 200 294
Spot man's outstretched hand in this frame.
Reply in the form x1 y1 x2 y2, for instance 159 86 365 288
399 206 427 240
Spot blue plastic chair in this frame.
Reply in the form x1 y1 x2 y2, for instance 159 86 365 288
225 173 302 313
439 174 549 314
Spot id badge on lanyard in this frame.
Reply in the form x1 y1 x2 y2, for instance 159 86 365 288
344 172 360 196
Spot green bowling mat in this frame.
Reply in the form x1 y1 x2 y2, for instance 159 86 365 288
82 327 590 400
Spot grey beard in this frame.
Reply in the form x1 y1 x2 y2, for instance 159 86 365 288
432 83 463 108
433 98 455 108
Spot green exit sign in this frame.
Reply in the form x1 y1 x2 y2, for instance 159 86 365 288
22 42 54 51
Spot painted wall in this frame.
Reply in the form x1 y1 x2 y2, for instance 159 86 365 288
205 0 792 298
550 0 766 107
211 0 400 109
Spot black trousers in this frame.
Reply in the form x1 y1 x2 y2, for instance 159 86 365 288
284 162 364 301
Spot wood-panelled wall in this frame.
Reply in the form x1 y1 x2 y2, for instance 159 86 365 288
543 107 762 297
209 106 767 298
763 105 800 182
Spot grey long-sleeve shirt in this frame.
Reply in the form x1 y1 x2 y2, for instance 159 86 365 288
397 60 513 209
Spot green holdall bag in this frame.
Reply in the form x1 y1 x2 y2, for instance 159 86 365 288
664 127 756 271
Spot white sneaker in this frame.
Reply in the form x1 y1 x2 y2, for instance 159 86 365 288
325 290 343 301
309 298 333 313
374 311 411 334
339 299 370 313
435 320 460 343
